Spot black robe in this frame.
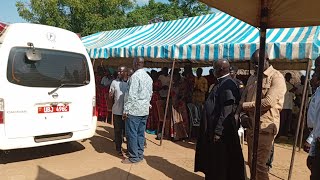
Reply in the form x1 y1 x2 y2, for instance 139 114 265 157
194 75 245 180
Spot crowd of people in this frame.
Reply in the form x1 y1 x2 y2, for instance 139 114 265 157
93 51 320 179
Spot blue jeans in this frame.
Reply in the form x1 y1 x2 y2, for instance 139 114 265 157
125 115 148 163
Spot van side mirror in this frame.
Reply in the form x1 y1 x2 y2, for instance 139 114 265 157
25 42 42 61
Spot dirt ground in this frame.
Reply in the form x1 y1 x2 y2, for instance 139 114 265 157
0 122 310 180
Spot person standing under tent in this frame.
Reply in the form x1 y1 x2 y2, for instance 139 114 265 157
306 56 320 180
241 49 286 180
182 65 195 104
295 75 312 106
193 68 208 105
96 67 109 122
310 73 320 94
230 66 244 95
122 57 153 164
101 69 112 87
146 70 162 134
109 66 129 156
205 69 216 89
167 72 189 141
278 73 296 138
158 67 170 100
195 59 245 180
128 68 134 77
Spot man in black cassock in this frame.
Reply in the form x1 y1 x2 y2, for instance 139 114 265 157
195 59 245 180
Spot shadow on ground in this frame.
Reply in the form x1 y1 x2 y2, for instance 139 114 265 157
89 125 125 160
174 139 197 150
0 142 85 164
145 155 203 180
36 166 145 180
275 136 295 147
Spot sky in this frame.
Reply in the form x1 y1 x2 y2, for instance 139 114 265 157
0 0 169 23
0 0 210 75
0 0 27 23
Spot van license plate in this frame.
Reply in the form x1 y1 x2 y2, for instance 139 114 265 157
38 106 69 113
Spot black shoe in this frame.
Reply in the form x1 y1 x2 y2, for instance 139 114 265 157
117 151 123 156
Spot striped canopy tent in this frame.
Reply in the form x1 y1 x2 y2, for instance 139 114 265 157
82 12 320 70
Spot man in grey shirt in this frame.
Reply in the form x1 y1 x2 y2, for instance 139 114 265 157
109 66 129 156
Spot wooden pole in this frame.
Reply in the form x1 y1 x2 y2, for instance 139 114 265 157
251 1 268 179
248 60 251 75
288 59 312 180
160 60 176 146
298 80 310 151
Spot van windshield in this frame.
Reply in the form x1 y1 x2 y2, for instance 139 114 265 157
7 47 90 87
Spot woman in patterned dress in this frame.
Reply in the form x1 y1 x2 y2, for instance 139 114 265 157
95 66 107 121
168 72 189 141
146 70 162 133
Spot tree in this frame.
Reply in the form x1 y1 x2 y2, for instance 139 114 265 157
127 0 211 27
15 0 211 36
126 0 184 27
169 0 211 17
16 0 133 36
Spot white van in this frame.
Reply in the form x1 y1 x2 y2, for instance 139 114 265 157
0 23 97 150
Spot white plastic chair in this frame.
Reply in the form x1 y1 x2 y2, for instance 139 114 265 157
238 126 245 146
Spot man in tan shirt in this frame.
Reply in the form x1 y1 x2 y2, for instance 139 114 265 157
241 49 286 180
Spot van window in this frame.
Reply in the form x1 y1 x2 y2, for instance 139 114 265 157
7 47 90 87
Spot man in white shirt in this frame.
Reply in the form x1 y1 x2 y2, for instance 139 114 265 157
109 66 129 156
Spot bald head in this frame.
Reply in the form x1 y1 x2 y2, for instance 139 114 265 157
133 57 145 70
128 68 134 77
118 66 127 72
251 49 270 71
118 66 128 80
251 49 268 60
213 59 230 78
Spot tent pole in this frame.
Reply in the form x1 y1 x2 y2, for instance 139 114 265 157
248 60 251 75
160 59 176 146
298 68 311 151
288 59 312 180
251 28 266 180
251 1 268 179
298 87 309 151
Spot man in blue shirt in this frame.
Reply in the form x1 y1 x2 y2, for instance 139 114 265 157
122 57 153 164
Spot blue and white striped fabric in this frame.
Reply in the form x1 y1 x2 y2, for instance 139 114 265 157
82 12 320 61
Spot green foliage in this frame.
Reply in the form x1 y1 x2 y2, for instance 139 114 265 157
169 0 211 17
16 0 211 36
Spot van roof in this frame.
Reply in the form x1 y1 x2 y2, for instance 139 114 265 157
0 23 86 55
